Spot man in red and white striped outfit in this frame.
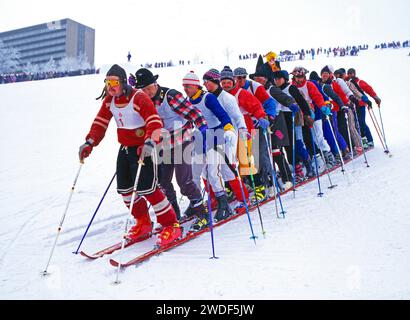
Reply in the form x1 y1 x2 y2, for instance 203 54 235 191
78 64 181 246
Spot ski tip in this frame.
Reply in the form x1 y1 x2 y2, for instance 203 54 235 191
80 251 100 259
109 259 120 267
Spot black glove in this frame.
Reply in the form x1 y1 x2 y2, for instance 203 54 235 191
137 139 155 158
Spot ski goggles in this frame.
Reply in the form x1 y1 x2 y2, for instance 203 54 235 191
104 79 121 87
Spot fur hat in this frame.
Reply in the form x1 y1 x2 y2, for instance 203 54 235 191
291 66 309 77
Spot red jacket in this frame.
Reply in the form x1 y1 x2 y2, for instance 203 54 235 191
229 85 266 131
356 77 378 107
292 78 324 110
86 89 163 147
356 77 378 98
331 81 349 112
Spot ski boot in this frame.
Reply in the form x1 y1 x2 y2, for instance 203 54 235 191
362 137 369 149
353 146 363 156
225 184 235 202
189 202 210 232
323 150 337 168
334 153 342 165
214 194 233 222
303 158 315 178
156 223 182 247
251 185 266 204
367 141 374 148
282 181 293 192
127 216 153 242
295 163 307 184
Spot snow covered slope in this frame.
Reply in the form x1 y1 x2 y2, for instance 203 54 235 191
0 49 409 299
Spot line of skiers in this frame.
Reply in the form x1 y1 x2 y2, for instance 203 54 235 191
78 54 382 247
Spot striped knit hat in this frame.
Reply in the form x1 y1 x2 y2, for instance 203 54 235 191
220 66 234 82
182 71 201 86
203 68 221 83
233 67 248 77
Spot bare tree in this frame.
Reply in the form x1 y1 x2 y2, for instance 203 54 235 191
0 40 21 74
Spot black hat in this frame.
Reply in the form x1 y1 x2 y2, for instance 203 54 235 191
134 68 159 89
320 65 334 75
106 64 127 85
309 71 321 82
272 70 289 81
249 55 272 80
347 68 356 75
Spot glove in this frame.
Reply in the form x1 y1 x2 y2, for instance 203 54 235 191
310 109 316 120
262 98 277 117
128 74 136 87
267 115 276 126
137 138 155 158
349 95 360 106
239 128 251 141
224 129 236 147
79 140 94 161
257 118 270 130
374 96 381 106
304 115 314 128
288 103 299 114
341 105 349 113
321 106 332 116
361 94 369 103
367 100 373 108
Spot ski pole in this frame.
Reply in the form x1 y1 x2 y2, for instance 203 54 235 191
309 128 324 197
264 132 280 218
376 106 392 156
216 143 259 241
234 163 259 241
263 130 286 217
352 105 370 167
291 112 296 198
326 115 347 174
205 155 218 260
311 125 337 190
114 157 144 285
367 106 387 151
343 109 355 168
73 172 117 255
42 161 84 276
241 139 264 239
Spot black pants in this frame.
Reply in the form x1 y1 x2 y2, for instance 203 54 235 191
158 142 202 204
116 146 157 196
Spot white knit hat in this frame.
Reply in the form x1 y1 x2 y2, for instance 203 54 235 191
182 71 201 86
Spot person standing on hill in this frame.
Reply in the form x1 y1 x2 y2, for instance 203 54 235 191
130 68 210 231
79 64 181 246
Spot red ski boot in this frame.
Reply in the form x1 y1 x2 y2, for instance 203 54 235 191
126 216 153 242
156 223 182 247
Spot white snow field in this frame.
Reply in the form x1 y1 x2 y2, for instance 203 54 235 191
0 48 409 300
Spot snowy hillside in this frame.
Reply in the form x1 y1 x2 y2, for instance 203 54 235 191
0 49 410 300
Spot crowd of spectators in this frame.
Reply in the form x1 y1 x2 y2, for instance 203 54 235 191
0 68 98 85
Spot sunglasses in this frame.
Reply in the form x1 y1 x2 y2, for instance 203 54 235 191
104 79 120 87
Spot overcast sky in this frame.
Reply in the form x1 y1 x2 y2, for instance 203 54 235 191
0 0 409 66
